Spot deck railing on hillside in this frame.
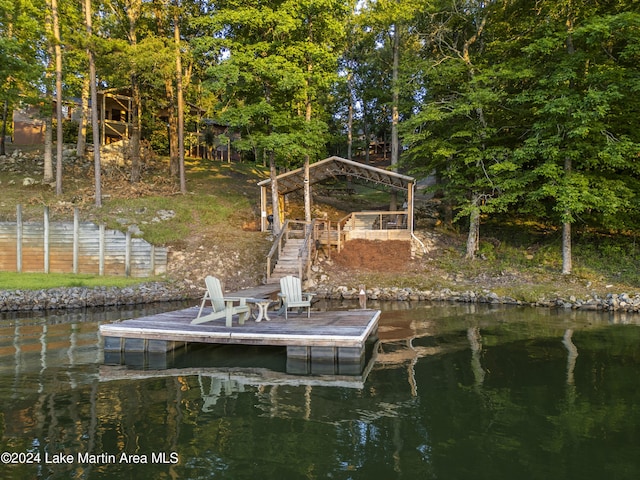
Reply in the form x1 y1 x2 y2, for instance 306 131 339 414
340 211 409 231
315 211 409 253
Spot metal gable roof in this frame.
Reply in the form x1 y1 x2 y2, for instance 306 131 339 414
257 156 414 195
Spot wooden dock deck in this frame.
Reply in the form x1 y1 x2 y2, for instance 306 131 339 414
100 306 380 375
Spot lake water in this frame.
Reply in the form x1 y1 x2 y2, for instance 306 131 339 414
1 300 640 479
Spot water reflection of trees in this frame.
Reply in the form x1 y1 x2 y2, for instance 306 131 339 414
2 304 640 478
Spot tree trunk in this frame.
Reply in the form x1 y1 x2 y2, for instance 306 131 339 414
52 0 63 195
174 7 186 194
269 151 281 235
363 107 370 163
130 79 142 183
167 88 179 176
465 195 480 260
43 0 54 183
89 53 102 206
562 215 572 274
303 71 312 223
304 156 311 223
0 100 7 156
76 74 89 157
44 115 53 183
562 13 576 275
303 16 314 224
128 0 142 183
84 0 101 206
390 22 400 170
389 23 401 212
462 17 488 261
347 73 354 160
155 2 179 176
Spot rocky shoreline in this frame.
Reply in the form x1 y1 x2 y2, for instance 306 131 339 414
313 284 640 313
0 282 196 312
2 280 640 314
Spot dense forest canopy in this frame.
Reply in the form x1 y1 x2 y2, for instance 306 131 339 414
1 0 640 271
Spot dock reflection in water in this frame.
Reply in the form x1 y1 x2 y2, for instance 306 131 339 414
2 301 640 479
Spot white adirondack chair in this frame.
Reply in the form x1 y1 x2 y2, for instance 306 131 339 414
278 275 316 319
192 276 251 327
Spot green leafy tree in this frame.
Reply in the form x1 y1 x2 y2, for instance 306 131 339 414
196 0 349 226
402 0 522 258
0 0 44 155
99 0 157 182
513 1 640 273
355 0 424 211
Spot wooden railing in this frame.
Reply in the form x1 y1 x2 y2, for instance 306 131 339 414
339 210 409 231
265 219 316 282
315 211 409 252
266 219 289 281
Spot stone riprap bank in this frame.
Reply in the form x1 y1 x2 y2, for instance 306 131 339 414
314 285 640 313
2 281 640 314
0 282 194 311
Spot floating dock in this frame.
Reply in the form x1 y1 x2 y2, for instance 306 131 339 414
100 306 380 375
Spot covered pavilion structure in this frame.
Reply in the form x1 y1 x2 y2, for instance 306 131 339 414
257 156 416 235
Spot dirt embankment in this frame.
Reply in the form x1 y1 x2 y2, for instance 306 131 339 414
330 240 412 273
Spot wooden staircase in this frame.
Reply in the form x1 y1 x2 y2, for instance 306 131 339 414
267 238 305 284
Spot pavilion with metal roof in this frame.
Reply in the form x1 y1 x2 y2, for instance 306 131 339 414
258 156 416 232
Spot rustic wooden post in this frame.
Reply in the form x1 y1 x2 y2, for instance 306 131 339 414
73 208 79 274
99 224 105 276
359 284 367 309
125 230 131 277
150 245 155 276
260 186 268 232
101 93 106 145
44 206 50 273
16 204 22 273
407 181 414 233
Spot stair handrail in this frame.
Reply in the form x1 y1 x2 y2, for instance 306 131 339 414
298 219 316 281
266 219 289 282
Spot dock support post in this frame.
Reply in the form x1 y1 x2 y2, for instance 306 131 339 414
310 346 337 375
337 347 365 375
103 336 186 368
286 346 310 374
286 344 366 375
124 337 146 352
103 336 123 352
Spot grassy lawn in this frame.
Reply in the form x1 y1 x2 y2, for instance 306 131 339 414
0 272 152 290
